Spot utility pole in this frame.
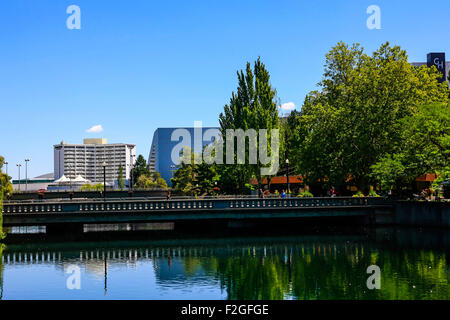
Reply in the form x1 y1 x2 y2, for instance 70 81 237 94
16 164 22 191
25 158 30 191
102 162 107 201
285 158 290 197
104 255 108 296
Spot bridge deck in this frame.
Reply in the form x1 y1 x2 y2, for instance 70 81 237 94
2 197 393 226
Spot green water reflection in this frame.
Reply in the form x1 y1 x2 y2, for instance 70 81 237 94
1 228 449 300
0 244 4 300
203 246 449 299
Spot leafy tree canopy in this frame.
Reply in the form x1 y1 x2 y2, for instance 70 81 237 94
171 148 220 196
132 155 151 183
291 42 449 192
135 171 168 190
218 57 280 192
370 103 450 193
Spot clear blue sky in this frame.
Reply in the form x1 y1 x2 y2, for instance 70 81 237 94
1 0 449 179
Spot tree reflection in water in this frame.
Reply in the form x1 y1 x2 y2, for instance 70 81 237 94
0 244 4 300
1 231 449 300
179 242 449 300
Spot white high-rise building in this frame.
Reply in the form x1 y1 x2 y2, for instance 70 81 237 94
54 138 136 185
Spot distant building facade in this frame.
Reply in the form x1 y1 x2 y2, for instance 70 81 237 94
54 138 136 185
12 173 54 192
412 52 449 85
148 127 220 186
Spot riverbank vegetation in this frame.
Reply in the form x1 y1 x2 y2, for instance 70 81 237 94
80 183 105 192
132 155 168 190
0 156 13 240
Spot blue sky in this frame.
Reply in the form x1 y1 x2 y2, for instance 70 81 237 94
1 0 449 179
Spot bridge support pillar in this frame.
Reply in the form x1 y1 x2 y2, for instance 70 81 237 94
364 208 376 225
46 223 84 235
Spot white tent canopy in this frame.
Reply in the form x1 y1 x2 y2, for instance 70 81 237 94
53 175 70 183
53 175 91 184
72 175 91 184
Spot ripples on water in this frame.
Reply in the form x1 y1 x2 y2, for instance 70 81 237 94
0 227 449 300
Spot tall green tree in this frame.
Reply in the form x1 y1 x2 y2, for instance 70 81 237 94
282 110 301 159
132 154 150 184
117 164 125 190
218 57 280 193
291 42 449 192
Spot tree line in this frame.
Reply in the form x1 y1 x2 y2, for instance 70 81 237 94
172 42 449 197
81 155 168 191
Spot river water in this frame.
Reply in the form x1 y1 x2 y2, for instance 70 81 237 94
0 227 449 300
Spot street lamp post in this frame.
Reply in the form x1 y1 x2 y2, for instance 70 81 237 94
104 255 108 296
16 164 22 191
25 159 30 192
4 161 8 176
285 158 290 197
102 162 107 201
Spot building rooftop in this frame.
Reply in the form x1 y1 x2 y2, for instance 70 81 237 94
83 138 107 145
33 173 54 180
54 139 135 147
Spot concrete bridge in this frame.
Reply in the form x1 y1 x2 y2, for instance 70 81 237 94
2 197 393 234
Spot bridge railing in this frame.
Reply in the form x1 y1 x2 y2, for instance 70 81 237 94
2 195 262 205
2 197 392 215
2 194 289 204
